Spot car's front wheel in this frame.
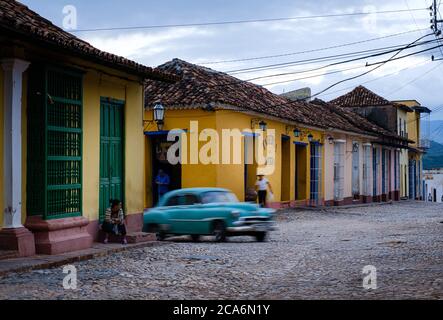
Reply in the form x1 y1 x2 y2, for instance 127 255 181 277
212 220 226 243
255 232 267 242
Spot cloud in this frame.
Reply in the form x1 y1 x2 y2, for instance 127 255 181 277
83 27 214 63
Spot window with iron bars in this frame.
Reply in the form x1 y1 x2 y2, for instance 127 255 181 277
27 65 83 220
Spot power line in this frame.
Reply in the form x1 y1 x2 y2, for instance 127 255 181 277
71 8 428 32
227 38 439 75
386 61 443 96
241 39 439 82
309 33 436 100
209 39 440 89
260 64 367 87
199 28 428 65
317 60 431 98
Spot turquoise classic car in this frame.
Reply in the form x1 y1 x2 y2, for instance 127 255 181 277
143 188 276 242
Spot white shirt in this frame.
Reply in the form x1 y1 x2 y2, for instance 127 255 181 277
256 178 269 191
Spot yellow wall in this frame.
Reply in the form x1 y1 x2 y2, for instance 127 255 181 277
399 100 421 148
83 71 144 220
0 43 147 224
0 68 3 225
144 108 324 206
143 109 218 207
407 112 421 148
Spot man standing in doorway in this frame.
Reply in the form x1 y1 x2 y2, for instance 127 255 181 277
255 174 273 208
155 169 170 201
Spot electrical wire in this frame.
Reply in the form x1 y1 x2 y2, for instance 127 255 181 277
241 39 439 81
317 60 431 98
72 8 428 32
387 61 443 96
308 33 436 100
199 28 428 65
227 38 439 75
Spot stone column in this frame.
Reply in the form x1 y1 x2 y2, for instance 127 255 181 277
0 58 35 257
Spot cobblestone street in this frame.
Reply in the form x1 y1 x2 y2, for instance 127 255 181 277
0 201 442 300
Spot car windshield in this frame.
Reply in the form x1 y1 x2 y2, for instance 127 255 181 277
201 192 239 204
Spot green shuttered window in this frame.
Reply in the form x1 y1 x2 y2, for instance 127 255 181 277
27 66 83 220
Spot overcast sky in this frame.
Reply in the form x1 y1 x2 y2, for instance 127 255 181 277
19 0 443 123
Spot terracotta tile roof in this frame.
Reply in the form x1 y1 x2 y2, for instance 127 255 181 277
145 59 407 141
311 99 409 142
329 85 391 107
0 0 176 82
330 85 413 111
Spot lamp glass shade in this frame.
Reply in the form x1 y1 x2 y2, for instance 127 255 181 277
308 134 314 142
259 121 267 131
153 103 165 122
293 128 301 138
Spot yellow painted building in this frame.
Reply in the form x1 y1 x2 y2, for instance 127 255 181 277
143 60 407 209
144 108 325 208
394 100 432 199
0 1 173 256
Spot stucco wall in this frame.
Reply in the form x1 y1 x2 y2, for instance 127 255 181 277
214 110 324 204
424 173 443 202
143 108 324 205
143 109 218 207
83 71 144 221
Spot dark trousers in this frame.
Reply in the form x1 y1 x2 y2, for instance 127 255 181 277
102 222 127 236
258 190 267 207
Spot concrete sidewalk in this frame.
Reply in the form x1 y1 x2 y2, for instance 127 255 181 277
0 241 165 277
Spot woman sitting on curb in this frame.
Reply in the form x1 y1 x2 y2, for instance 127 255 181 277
102 199 127 245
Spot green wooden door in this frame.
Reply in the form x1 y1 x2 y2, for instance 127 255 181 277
99 98 124 221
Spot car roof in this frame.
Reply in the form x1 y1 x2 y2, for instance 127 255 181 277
165 188 230 197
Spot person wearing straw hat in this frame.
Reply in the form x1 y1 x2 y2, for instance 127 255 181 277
255 173 273 208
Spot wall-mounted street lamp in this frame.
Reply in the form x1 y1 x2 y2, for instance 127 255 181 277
327 135 334 144
259 121 268 132
352 142 359 153
251 119 268 132
307 133 314 143
153 102 165 131
293 128 301 138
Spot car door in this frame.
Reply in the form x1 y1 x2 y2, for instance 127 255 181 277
168 194 202 234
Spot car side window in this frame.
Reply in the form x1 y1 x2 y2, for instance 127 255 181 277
164 196 180 207
164 195 201 206
181 194 201 206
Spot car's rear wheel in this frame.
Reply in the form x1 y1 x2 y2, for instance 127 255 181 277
190 234 200 242
148 224 166 241
255 232 267 242
213 221 226 243
156 231 166 241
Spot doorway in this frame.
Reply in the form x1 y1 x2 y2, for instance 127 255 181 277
244 135 258 202
310 143 322 206
352 142 360 200
99 98 124 221
281 136 291 201
295 143 307 201
150 134 182 205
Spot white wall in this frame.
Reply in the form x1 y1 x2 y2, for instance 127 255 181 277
424 171 443 203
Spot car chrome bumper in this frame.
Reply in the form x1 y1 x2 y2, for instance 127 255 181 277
227 221 277 233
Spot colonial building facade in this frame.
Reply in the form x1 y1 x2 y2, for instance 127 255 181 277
330 86 430 201
144 60 408 209
0 0 173 256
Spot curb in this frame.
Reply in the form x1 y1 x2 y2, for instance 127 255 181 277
282 201 395 212
0 241 167 277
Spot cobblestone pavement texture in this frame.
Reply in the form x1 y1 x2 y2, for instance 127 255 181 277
0 201 442 300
